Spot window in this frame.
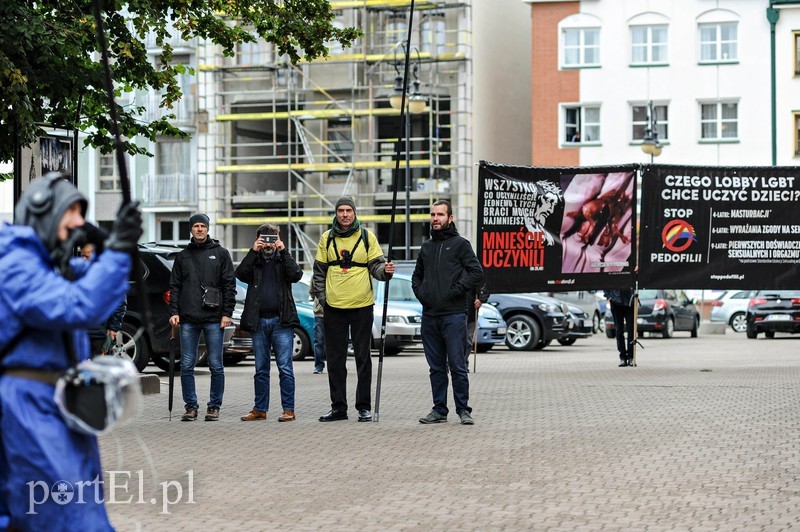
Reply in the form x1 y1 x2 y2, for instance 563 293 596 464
420 12 447 56
562 28 600 67
631 104 669 142
327 119 353 179
699 22 737 62
326 20 346 55
564 105 600 143
158 219 192 244
386 13 407 47
98 152 122 191
795 113 800 155
157 139 191 176
795 33 800 75
700 102 738 140
631 25 667 64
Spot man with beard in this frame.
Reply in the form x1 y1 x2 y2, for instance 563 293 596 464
169 213 236 422
235 224 303 422
412 200 483 425
312 196 395 422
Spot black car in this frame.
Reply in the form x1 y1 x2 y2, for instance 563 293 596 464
119 243 237 372
558 303 593 345
605 289 700 339
488 293 569 351
745 290 800 339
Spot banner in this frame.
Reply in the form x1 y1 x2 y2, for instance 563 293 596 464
638 165 800 289
477 162 637 293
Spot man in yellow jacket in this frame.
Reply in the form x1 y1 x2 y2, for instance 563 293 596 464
311 196 395 422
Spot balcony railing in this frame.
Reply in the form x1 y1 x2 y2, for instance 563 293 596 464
141 173 197 207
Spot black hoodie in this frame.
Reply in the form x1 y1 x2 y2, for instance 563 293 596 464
412 223 484 316
169 237 236 323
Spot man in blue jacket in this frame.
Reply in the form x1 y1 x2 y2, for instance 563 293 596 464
235 224 303 422
412 200 483 425
0 172 141 531
169 213 236 422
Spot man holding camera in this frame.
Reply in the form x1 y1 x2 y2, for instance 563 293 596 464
169 213 236 422
235 224 303 422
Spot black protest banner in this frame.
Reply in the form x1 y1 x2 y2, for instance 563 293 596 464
477 162 637 293
638 165 800 289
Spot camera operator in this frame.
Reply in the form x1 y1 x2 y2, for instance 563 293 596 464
235 224 303 422
0 173 141 530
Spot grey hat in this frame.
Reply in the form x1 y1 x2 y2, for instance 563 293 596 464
14 172 87 253
335 196 356 212
189 213 210 228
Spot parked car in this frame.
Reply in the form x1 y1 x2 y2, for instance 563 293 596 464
488 293 569 351
745 290 800 339
559 304 593 345
474 303 507 352
593 295 607 333
710 289 756 333
605 289 700 339
127 243 235 372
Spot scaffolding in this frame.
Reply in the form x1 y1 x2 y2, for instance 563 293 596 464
196 1 473 266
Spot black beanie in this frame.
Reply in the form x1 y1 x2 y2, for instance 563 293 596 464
189 213 210 228
335 196 356 212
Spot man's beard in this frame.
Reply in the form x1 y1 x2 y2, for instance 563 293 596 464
261 248 275 258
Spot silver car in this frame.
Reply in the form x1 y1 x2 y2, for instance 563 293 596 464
709 290 756 333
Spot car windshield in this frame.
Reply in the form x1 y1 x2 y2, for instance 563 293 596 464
293 280 313 303
375 276 416 303
638 289 659 300
758 290 800 298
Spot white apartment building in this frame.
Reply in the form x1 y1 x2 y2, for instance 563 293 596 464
527 0 800 168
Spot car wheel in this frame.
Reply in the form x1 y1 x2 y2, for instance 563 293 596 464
764 330 776 339
690 316 699 338
729 312 747 333
557 337 577 346
292 327 311 361
149 354 175 372
746 325 758 339
662 317 674 339
592 311 601 334
476 344 493 353
504 315 542 351
605 328 615 339
118 322 151 372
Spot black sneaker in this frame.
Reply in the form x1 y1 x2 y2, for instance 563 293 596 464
204 407 220 421
181 407 198 422
357 410 372 422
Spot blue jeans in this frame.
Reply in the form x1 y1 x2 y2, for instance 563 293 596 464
180 322 225 409
313 316 325 372
421 313 471 416
251 317 295 412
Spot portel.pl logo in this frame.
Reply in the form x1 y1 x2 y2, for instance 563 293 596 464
27 470 195 515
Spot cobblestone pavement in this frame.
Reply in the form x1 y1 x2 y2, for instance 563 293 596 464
101 332 800 531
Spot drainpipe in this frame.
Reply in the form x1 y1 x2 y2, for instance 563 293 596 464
767 5 780 166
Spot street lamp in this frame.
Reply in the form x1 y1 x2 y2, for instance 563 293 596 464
640 100 663 163
390 45 426 260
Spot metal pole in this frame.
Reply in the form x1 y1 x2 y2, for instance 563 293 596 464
405 112 411 260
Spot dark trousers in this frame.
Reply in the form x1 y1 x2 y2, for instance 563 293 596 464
421 313 471 416
323 304 373 412
610 302 635 360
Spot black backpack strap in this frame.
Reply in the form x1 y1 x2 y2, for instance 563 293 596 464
327 230 369 268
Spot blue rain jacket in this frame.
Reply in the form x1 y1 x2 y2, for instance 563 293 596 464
0 224 131 531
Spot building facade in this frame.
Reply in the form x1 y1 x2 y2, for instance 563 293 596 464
527 0 800 169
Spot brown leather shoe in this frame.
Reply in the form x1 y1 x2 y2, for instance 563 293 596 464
278 410 296 422
240 409 267 421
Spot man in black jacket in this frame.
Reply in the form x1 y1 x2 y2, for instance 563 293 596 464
235 224 303 422
169 213 236 422
412 200 483 425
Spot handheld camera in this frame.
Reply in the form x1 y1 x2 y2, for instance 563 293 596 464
260 233 278 244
